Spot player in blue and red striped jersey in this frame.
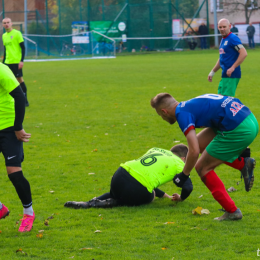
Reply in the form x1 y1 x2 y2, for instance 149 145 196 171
151 93 258 221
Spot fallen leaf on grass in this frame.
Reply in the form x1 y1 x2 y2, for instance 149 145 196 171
38 230 44 233
36 233 43 238
47 215 54 220
161 247 167 250
49 190 54 193
0 230 2 233
163 222 175 224
79 248 92 250
93 149 98 152
44 220 49 226
198 195 203 198
192 206 202 215
16 248 27 255
88 173 95 175
201 209 210 215
94 230 101 233
174 141 180 143
227 187 237 192
192 206 210 215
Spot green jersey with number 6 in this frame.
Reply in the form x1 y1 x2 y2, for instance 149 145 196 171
120 147 184 193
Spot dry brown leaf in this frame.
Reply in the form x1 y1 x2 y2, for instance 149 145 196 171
16 248 27 255
0 230 2 233
93 149 98 152
44 220 49 226
161 247 167 250
47 215 54 220
88 173 95 175
36 233 43 238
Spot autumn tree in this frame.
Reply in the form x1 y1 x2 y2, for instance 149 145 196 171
223 0 259 24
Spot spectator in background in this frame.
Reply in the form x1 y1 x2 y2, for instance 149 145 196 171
246 22 255 49
187 31 197 50
2 18 29 107
230 23 239 35
198 22 209 49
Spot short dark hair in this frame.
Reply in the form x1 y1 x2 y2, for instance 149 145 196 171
170 144 188 158
150 93 173 109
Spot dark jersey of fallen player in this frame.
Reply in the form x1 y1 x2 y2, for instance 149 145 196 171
175 94 251 136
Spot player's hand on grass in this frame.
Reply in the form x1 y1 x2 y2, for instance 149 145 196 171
226 66 235 77
173 172 189 187
18 61 24 70
163 193 173 199
171 193 182 202
15 129 31 142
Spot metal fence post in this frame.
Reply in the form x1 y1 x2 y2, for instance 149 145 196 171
45 0 50 55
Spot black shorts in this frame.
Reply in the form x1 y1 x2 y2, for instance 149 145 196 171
0 128 24 167
110 167 154 206
5 63 23 78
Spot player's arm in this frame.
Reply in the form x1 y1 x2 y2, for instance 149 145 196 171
154 188 166 198
9 86 31 142
173 129 199 187
18 42 25 70
3 47 6 63
208 59 221 82
172 178 193 201
183 129 200 175
226 47 247 77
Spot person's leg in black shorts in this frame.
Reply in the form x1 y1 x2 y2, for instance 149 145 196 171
64 167 155 209
109 167 154 206
5 64 29 107
0 128 34 231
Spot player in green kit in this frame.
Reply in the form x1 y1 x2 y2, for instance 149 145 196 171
2 17 29 106
0 63 34 232
64 144 193 209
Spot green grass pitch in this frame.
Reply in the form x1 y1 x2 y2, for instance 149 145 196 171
1 49 260 259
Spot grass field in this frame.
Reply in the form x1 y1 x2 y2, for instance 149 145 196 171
1 48 260 259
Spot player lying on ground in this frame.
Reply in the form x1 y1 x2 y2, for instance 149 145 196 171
64 144 193 209
151 93 258 221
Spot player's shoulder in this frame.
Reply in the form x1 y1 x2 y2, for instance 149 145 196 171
228 33 241 42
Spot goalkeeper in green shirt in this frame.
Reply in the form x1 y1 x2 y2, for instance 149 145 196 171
2 17 29 106
64 144 193 209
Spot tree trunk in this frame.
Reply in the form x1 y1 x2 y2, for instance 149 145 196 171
244 5 249 24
